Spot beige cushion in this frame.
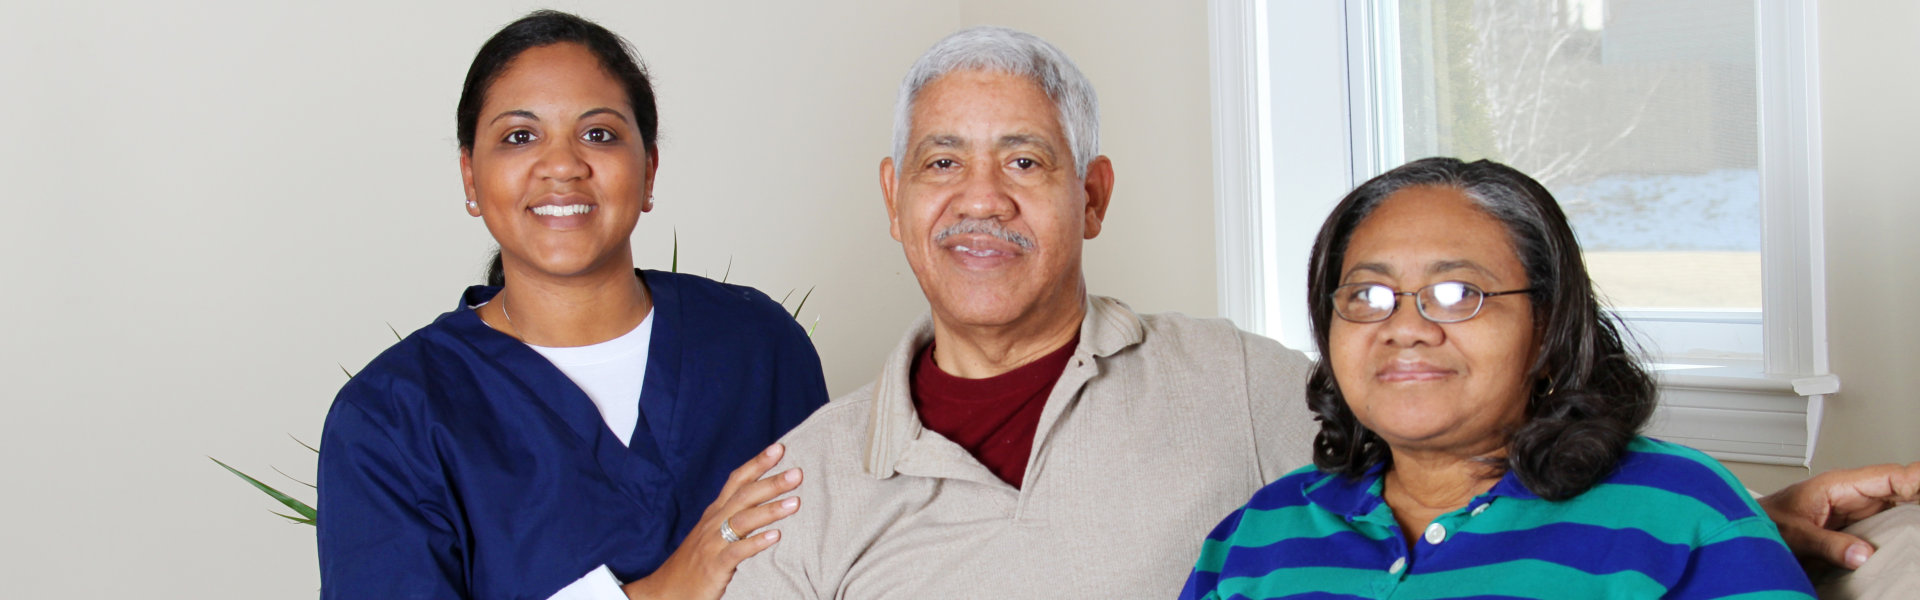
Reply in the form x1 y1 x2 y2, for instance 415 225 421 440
1817 503 1920 599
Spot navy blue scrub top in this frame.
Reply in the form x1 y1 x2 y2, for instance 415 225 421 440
316 270 829 599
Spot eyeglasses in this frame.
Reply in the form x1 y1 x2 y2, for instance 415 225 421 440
1331 281 1533 324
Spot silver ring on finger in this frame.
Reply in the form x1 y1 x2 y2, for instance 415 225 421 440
720 518 743 543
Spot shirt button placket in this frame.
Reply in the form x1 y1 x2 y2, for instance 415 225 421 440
1377 550 1408 599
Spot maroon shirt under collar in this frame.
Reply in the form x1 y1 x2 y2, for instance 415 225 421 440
910 334 1080 489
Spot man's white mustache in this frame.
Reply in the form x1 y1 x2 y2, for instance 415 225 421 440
933 219 1035 251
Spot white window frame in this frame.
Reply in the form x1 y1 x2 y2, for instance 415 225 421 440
1208 0 1836 466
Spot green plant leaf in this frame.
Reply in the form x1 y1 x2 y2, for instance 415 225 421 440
290 435 319 454
210 457 317 524
791 286 815 319
270 510 315 525
721 256 733 283
340 364 354 379
272 465 317 490
387 322 403 341
671 229 679 273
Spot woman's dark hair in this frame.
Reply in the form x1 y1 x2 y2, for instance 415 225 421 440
1304 157 1656 501
456 10 658 153
486 251 506 287
457 10 659 286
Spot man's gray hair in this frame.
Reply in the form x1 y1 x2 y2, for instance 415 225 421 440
891 26 1100 178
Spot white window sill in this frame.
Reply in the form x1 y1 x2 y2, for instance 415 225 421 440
1645 359 1838 466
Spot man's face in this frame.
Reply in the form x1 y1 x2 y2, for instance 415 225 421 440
882 69 1113 330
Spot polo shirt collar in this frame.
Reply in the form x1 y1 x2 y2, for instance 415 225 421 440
862 295 1146 479
1303 464 1389 519
1485 468 1539 500
1302 462 1541 521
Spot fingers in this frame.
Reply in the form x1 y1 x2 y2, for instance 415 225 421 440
639 448 803 600
727 495 801 537
1827 463 1904 498
1759 464 1920 570
1817 463 1913 526
1896 462 1920 499
703 496 800 577
707 472 805 571
1786 523 1875 570
1759 479 1825 524
714 444 785 505
722 466 804 515
717 527 782 566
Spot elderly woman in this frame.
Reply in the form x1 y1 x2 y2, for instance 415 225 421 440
316 11 827 600
1181 158 1814 598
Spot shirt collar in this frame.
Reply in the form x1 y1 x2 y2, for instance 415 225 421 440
460 283 501 309
862 295 1146 479
1302 462 1540 520
1303 464 1388 519
1485 467 1539 500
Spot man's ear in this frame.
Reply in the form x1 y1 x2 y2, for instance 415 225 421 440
460 151 481 217
881 156 902 242
1081 155 1115 239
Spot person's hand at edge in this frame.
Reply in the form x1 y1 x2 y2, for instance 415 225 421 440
622 443 803 600
1759 461 1920 570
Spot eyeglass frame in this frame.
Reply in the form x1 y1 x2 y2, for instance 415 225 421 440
1330 281 1535 324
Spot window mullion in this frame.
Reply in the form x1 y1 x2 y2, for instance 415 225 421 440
1756 0 1827 379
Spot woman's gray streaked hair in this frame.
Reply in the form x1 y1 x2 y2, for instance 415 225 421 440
891 26 1100 178
1303 157 1657 501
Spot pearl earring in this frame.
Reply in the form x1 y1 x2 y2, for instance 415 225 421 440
466 200 478 209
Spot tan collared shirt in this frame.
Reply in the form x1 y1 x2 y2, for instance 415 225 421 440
724 296 1317 599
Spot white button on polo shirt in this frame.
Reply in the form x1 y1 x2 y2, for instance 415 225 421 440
1388 557 1406 574
1424 522 1448 545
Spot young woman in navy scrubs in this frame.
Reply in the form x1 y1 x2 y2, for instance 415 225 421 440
316 11 828 599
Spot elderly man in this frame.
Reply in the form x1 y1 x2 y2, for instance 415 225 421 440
724 25 1919 599
724 26 1314 597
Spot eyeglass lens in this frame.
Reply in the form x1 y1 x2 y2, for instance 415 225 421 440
1337 282 1485 322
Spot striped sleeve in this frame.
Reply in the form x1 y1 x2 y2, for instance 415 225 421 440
1664 516 1814 599
1630 439 1814 599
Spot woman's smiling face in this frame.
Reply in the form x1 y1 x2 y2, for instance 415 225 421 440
460 42 656 281
1329 185 1538 456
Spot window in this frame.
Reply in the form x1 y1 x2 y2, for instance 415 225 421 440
1209 0 1834 466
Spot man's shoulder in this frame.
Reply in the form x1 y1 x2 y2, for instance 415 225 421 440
799 382 879 427
728 381 899 598
1133 309 1241 337
771 382 879 464
1126 309 1311 371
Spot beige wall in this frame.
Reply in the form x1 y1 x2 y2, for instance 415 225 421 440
1806 0 1920 473
0 0 1214 596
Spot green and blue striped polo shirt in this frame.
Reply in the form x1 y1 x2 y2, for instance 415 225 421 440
1181 436 1814 599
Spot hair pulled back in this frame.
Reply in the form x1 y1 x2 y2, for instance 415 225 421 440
456 10 659 286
